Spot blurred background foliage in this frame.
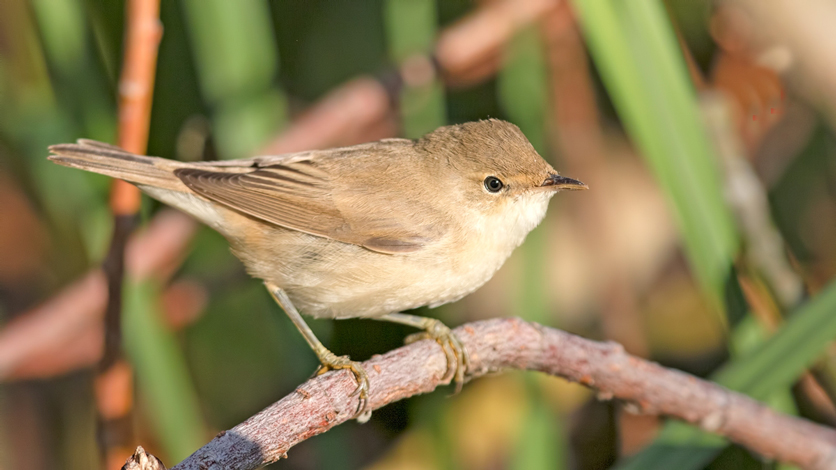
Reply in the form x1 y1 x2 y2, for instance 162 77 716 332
2 0 836 469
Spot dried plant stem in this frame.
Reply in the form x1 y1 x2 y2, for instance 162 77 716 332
99 1 162 468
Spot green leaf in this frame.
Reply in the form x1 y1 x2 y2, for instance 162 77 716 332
571 0 738 315
569 0 818 467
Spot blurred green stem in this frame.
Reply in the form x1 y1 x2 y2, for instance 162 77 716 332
123 278 206 461
500 25 567 470
384 0 445 138
572 0 738 318
569 0 809 467
181 0 287 159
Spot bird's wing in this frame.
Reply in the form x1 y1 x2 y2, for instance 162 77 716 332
174 159 437 254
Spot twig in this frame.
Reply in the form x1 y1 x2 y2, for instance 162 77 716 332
103 0 163 365
125 318 836 470
122 447 166 470
117 0 163 156
98 0 162 467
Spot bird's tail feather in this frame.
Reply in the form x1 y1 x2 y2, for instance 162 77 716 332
48 139 185 191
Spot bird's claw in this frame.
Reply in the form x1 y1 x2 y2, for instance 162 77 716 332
315 351 371 422
405 319 470 393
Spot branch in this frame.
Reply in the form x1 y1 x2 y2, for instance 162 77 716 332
127 318 836 470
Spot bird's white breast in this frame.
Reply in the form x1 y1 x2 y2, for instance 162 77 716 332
441 190 554 301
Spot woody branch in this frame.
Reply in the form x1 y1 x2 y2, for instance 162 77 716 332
124 318 836 470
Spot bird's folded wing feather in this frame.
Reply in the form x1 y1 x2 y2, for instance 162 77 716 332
174 160 437 254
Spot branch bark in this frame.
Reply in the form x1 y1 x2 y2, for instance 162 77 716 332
130 318 836 470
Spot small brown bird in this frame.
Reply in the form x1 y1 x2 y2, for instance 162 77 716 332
49 119 586 419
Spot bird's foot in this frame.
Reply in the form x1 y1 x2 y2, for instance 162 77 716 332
405 319 470 393
315 350 371 422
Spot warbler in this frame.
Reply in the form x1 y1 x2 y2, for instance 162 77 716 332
49 119 587 419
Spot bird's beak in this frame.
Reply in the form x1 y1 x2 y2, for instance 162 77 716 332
540 174 589 191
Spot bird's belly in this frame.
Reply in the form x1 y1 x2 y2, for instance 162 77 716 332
231 226 510 320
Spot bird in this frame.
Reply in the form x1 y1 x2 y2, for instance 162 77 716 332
48 119 587 419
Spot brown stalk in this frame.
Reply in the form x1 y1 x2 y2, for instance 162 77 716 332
98 0 162 468
122 318 836 470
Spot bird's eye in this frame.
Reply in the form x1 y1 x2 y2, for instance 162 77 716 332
484 176 504 193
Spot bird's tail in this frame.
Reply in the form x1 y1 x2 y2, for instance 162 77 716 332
48 139 185 191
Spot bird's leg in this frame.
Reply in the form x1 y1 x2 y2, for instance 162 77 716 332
375 313 470 392
265 282 370 421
